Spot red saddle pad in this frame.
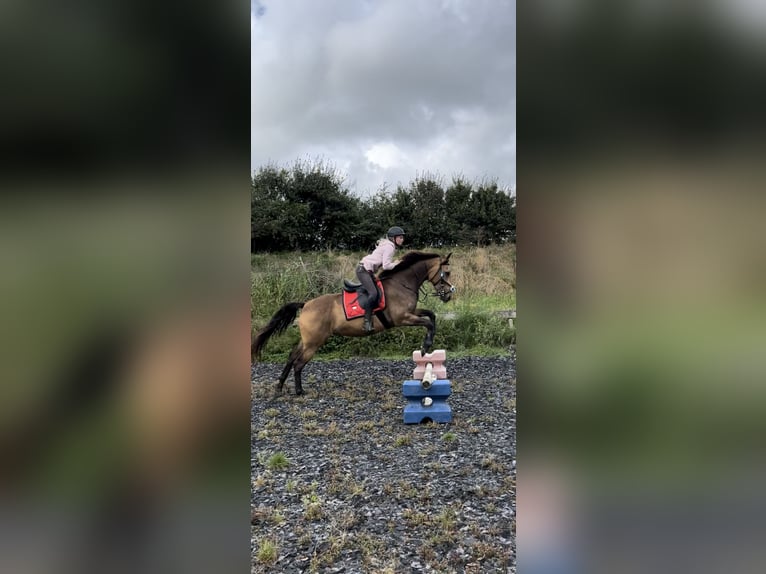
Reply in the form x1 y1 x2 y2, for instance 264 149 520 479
342 279 386 320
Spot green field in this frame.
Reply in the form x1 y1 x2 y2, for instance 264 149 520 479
251 244 516 360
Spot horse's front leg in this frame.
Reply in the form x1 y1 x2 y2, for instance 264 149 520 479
399 309 434 354
415 309 436 353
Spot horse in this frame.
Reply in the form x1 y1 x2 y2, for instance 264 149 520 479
251 251 455 395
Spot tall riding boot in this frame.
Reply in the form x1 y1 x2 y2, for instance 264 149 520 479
362 307 374 332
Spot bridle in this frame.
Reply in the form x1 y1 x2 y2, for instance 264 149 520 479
427 260 456 301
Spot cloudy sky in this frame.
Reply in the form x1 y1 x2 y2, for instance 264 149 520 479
251 0 515 198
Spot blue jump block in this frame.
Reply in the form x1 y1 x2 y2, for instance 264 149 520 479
402 379 452 424
403 401 452 424
401 379 452 398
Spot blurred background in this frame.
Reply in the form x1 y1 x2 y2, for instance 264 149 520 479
518 0 766 573
0 1 250 573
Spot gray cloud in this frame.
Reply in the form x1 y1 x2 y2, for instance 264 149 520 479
252 0 515 197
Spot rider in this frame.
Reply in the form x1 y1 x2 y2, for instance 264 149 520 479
356 226 405 332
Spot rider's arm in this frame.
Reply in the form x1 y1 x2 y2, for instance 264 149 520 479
379 241 398 270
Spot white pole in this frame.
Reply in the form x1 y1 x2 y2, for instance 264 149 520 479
421 362 435 389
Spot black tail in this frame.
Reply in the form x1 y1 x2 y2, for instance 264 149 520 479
251 302 304 361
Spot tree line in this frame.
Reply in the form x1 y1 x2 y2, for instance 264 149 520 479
251 159 516 252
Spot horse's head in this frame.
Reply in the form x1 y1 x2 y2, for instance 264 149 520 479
429 252 456 302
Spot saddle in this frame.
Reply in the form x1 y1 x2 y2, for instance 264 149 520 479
342 279 364 292
341 278 386 320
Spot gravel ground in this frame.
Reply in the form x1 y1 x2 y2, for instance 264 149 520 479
251 353 516 574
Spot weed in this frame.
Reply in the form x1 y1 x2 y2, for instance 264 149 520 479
480 454 505 473
473 484 489 497
270 508 285 524
436 506 458 530
338 511 360 530
418 542 437 562
302 490 320 504
402 508 429 526
396 480 419 500
417 487 433 503
355 420 375 432
428 529 457 546
301 492 324 521
303 420 319 433
297 531 312 548
345 478 366 498
380 396 399 411
303 504 323 521
358 534 386 565
264 418 280 430
255 538 278 565
418 443 438 456
473 542 505 561
457 466 472 477
322 421 340 436
266 452 289 470
394 434 412 447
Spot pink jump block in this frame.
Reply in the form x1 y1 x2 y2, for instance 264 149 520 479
412 349 447 380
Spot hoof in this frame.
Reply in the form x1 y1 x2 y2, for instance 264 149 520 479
295 388 305 396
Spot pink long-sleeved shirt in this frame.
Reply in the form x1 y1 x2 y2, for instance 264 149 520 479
360 238 397 272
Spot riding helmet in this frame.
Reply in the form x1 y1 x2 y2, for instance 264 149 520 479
387 226 405 238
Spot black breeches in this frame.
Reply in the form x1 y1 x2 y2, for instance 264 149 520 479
355 265 378 309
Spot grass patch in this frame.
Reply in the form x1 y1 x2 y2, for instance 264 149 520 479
301 491 324 521
394 434 412 447
255 538 278 565
266 452 289 471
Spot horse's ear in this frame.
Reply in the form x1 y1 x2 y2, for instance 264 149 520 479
444 252 452 263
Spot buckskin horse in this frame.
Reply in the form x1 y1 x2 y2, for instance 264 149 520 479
251 251 455 395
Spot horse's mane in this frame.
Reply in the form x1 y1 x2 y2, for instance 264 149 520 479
379 251 440 279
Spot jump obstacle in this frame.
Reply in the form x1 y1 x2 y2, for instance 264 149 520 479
403 349 452 424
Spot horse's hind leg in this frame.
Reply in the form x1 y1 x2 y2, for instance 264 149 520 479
277 342 303 394
290 299 334 395
292 343 322 396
